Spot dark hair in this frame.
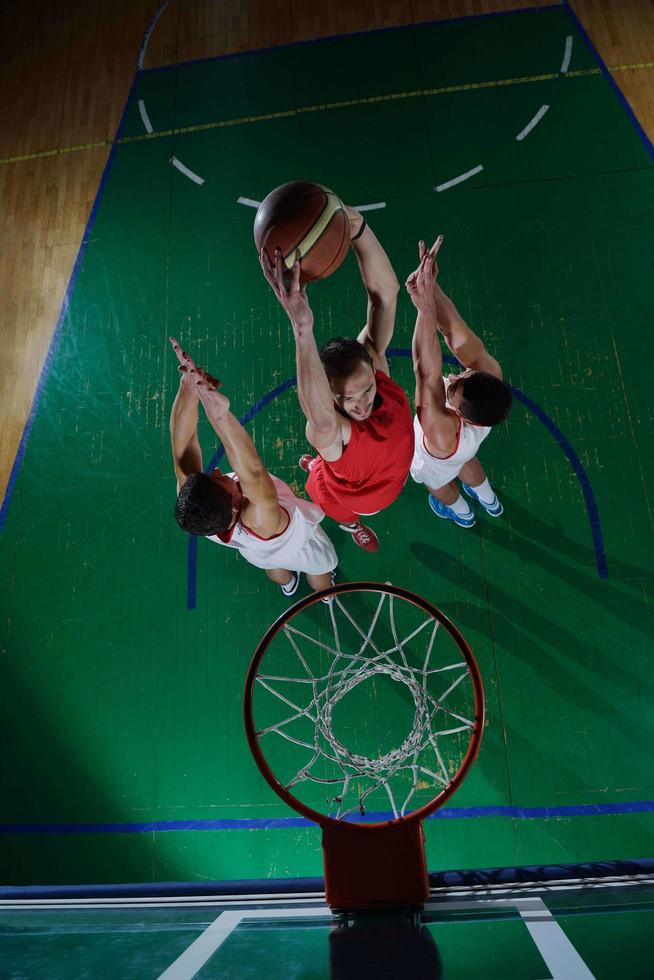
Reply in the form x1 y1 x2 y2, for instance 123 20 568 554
175 472 233 535
319 337 373 381
460 372 513 426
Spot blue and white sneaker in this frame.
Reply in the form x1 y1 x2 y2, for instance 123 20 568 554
428 494 476 528
462 483 504 517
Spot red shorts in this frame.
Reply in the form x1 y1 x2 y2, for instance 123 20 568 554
307 464 382 525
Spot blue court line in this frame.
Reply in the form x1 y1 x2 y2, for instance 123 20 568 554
0 69 142 533
186 350 607 608
563 0 654 161
508 386 608 578
2 800 652 835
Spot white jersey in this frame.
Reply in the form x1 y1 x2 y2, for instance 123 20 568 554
410 381 491 489
207 474 337 574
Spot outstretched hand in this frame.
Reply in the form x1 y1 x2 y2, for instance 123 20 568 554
405 236 444 313
259 247 314 330
169 337 230 417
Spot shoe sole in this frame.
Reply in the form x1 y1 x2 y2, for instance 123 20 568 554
428 495 476 528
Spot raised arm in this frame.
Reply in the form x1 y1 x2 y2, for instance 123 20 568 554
348 207 400 374
259 248 344 461
433 281 503 380
170 355 203 491
170 340 285 531
406 239 459 453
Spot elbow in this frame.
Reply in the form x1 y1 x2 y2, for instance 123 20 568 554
247 461 269 483
370 278 400 308
382 280 401 305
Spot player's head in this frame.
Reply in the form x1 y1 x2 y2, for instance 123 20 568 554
319 337 376 421
447 370 513 426
175 470 243 535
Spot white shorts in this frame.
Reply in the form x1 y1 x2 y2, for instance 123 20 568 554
410 414 491 490
410 452 467 489
242 523 337 574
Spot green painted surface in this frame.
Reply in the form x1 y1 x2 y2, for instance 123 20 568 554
0 908 215 980
1 5 653 889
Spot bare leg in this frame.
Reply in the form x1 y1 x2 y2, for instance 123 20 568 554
428 480 459 506
458 456 503 515
265 568 294 586
459 456 486 487
306 570 334 591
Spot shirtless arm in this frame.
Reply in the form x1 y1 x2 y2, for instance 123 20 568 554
406 239 459 455
349 207 400 375
170 375 203 492
433 281 503 380
169 339 286 535
259 248 345 462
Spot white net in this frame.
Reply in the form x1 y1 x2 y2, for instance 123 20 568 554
251 586 481 822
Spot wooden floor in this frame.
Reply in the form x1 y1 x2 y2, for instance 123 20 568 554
1 0 653 501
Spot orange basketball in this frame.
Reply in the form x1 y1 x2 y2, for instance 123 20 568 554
254 181 351 284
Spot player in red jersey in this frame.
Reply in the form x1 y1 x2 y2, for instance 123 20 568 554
260 207 414 553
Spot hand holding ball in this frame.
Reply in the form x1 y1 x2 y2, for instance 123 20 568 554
254 181 351 284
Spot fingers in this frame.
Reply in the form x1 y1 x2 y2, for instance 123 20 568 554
170 339 216 388
169 336 187 367
419 240 426 260
259 248 282 298
199 369 222 390
430 234 444 258
274 247 286 293
291 254 301 292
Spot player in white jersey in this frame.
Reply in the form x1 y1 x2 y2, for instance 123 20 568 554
406 238 512 528
169 339 337 597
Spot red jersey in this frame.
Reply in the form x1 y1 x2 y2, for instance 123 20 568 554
306 371 414 517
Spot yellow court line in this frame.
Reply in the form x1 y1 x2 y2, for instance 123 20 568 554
1 61 652 168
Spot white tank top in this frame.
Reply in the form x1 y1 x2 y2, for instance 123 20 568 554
206 474 325 567
413 379 491 470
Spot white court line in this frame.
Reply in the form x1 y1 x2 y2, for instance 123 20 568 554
171 157 205 185
435 164 484 193
3 872 652 910
156 897 595 980
157 905 332 980
560 35 574 74
237 196 262 208
519 899 595 979
424 898 595 980
137 0 172 70
515 104 550 141
138 99 154 134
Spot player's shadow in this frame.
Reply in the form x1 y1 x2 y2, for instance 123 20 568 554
409 541 653 742
490 493 654 639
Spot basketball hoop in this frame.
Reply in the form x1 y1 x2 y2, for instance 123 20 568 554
244 583 485 911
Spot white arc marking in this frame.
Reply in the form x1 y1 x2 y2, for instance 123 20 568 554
560 35 573 74
237 196 262 208
435 164 483 193
137 0 172 69
171 157 205 185
138 100 154 134
515 104 550 141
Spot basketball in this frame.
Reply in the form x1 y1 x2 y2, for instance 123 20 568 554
254 181 351 284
